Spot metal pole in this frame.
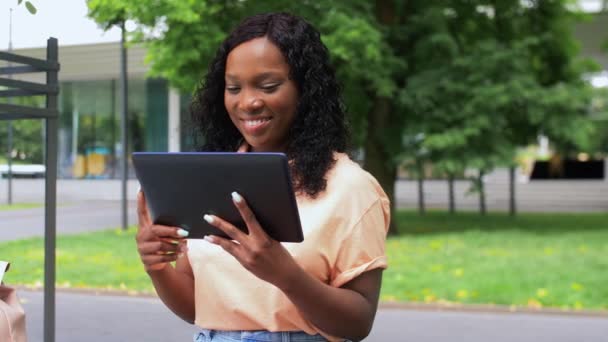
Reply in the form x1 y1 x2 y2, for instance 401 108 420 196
7 8 13 205
44 37 58 342
120 22 129 230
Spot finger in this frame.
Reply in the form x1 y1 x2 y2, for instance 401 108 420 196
137 240 181 255
137 190 152 228
203 214 246 242
204 235 241 258
140 253 179 266
150 225 190 239
231 191 267 238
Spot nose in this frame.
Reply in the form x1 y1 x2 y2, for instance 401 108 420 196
238 89 264 114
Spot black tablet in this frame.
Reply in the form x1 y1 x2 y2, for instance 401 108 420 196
131 152 303 242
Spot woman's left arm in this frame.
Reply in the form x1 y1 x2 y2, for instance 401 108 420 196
281 264 382 341
203 192 382 341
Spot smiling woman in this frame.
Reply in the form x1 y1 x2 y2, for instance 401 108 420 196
135 12 390 342
223 37 299 153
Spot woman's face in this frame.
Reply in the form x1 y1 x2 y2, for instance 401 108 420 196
224 37 299 152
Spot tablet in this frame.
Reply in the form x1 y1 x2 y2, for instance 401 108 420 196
131 152 304 242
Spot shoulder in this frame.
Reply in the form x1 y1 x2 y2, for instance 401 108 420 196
323 153 390 220
327 153 386 198
295 152 391 237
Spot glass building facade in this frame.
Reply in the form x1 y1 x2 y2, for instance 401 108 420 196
57 78 169 179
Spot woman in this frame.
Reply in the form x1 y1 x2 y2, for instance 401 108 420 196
136 12 390 342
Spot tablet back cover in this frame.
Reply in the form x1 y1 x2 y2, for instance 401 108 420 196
132 152 303 242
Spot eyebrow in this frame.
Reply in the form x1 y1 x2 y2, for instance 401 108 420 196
225 71 284 82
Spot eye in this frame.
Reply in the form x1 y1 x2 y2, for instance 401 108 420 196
260 83 280 93
225 86 240 94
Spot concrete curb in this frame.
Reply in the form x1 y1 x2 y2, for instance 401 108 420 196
16 285 608 318
379 301 608 318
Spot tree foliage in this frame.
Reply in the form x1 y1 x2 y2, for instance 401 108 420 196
87 0 599 226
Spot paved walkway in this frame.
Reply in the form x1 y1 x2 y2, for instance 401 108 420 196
19 290 608 342
0 200 137 241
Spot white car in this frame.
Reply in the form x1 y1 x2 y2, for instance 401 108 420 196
0 164 46 178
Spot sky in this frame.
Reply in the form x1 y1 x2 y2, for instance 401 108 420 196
0 0 121 49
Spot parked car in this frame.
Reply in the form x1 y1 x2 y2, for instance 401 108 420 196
0 164 46 178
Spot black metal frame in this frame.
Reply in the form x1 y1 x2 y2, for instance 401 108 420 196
0 38 59 342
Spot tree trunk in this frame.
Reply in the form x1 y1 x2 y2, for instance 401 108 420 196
364 96 398 234
363 0 399 234
479 170 486 215
417 159 425 215
448 173 455 214
509 166 516 216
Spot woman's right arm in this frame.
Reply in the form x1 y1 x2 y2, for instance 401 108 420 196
136 190 196 324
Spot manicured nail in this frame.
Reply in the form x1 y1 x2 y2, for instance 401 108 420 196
204 214 214 224
177 229 189 237
204 235 214 243
231 191 243 203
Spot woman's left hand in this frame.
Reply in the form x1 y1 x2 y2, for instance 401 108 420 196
203 192 301 289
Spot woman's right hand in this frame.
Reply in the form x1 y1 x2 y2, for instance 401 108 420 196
136 190 189 272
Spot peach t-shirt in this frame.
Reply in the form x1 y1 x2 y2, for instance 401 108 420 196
187 151 390 341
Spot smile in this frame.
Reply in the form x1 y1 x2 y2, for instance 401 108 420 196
242 117 272 127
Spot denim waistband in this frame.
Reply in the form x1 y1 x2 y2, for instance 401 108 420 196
193 329 328 342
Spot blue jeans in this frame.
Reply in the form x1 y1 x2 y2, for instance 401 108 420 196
193 329 328 342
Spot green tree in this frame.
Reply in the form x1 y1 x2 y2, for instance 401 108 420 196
397 0 596 215
88 0 596 230
87 0 403 231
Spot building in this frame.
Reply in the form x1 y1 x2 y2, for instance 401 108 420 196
1 42 189 178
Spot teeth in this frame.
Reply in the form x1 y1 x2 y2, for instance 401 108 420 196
244 118 270 127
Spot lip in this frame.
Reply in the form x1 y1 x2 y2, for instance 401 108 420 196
239 117 273 135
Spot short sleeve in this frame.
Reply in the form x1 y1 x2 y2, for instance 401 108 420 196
329 197 390 288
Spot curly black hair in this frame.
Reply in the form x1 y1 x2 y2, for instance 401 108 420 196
190 12 350 198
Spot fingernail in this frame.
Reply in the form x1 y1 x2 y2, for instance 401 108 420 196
204 214 214 224
137 185 141 193
231 191 242 203
177 229 189 237
204 235 214 243
169 240 180 245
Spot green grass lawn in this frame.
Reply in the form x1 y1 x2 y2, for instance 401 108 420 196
0 203 42 211
1 211 607 310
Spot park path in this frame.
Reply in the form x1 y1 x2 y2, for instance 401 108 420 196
18 290 608 342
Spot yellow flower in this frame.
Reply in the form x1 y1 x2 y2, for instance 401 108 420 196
452 268 464 277
424 294 437 303
456 289 469 299
527 298 542 309
571 283 584 291
430 264 444 273
381 294 397 301
429 240 443 250
536 288 548 298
